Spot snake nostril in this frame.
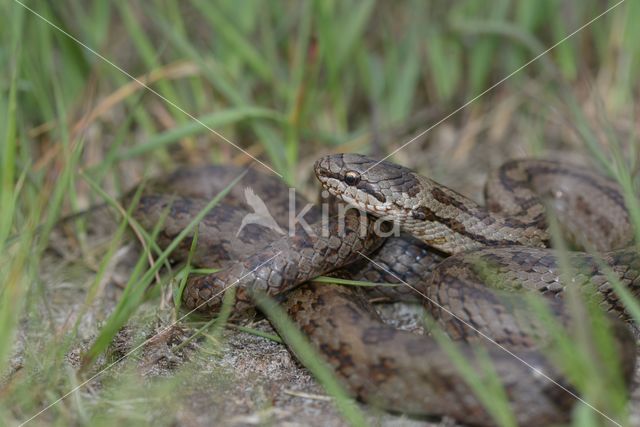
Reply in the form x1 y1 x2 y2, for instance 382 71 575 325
314 158 329 178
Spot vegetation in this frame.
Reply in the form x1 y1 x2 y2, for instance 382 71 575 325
1 1 639 426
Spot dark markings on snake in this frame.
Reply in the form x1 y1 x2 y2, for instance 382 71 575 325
356 181 387 203
121 157 639 427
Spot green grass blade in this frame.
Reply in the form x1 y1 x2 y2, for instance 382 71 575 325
254 291 368 427
81 170 247 365
114 107 284 161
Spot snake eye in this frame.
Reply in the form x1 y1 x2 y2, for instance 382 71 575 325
344 171 361 186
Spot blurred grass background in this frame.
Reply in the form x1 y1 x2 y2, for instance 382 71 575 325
1 0 640 426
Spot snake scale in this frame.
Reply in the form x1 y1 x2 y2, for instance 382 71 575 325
127 153 639 426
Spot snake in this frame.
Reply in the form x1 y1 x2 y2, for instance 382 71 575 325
126 153 639 426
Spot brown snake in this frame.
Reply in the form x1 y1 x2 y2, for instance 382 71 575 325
128 154 639 426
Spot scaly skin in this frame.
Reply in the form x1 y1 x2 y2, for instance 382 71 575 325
129 158 638 427
314 154 632 253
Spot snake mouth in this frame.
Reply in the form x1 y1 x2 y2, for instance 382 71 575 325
318 176 392 219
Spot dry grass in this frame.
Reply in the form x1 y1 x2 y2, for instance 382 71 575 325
1 1 640 426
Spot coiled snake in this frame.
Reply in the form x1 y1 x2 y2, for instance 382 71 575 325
129 154 639 426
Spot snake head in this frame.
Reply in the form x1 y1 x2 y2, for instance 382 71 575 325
314 153 424 219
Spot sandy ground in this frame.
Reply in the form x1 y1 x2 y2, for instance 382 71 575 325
21 123 640 426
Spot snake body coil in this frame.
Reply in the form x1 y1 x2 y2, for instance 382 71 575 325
131 154 639 426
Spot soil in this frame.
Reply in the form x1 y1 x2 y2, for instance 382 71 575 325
26 120 640 426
